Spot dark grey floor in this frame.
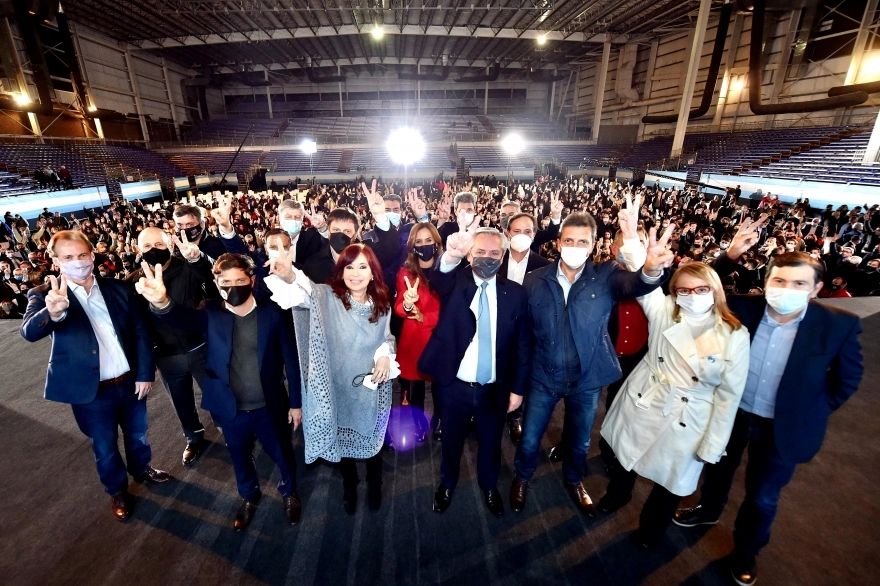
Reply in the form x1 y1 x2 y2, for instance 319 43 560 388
1 304 879 586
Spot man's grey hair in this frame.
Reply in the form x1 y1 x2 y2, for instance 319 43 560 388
382 193 402 204
454 191 476 210
473 227 509 251
278 200 304 213
500 200 521 212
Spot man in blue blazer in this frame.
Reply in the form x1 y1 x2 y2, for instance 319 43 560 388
419 219 530 518
136 252 304 531
675 223 864 586
21 231 170 522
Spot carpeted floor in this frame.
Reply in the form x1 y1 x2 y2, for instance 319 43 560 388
1 302 879 586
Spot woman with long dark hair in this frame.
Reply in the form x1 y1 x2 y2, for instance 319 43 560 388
265 243 396 514
394 222 443 443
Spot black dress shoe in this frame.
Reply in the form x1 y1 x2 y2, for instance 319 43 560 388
433 485 453 513
729 551 758 586
483 487 505 517
432 425 442 442
509 477 528 512
597 491 632 514
673 504 720 527
548 442 565 463
565 482 597 518
234 494 261 531
507 417 523 445
133 467 173 485
111 492 133 522
368 482 382 512
343 486 357 515
283 493 302 526
182 439 210 467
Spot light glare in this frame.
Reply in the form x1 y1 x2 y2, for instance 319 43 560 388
537 35 547 46
387 128 425 166
372 25 384 40
300 140 317 155
14 93 30 105
502 134 525 156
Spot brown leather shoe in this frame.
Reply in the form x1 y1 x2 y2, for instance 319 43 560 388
182 439 210 467
234 494 261 531
508 417 523 445
111 492 133 522
283 493 302 526
133 467 173 485
566 482 597 518
509 477 528 512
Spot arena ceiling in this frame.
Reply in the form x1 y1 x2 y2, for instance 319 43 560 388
63 0 711 77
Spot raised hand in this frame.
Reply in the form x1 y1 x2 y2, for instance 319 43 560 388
210 195 233 231
550 189 564 220
643 224 676 276
263 244 296 284
728 214 769 260
406 188 427 219
134 261 168 307
618 191 642 240
45 275 69 318
305 202 326 232
437 194 453 222
445 211 481 260
402 275 420 307
362 179 386 223
173 230 201 261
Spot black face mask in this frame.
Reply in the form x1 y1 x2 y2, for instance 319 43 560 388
414 243 438 260
141 247 171 267
220 283 253 307
329 232 352 254
183 224 203 242
471 256 502 280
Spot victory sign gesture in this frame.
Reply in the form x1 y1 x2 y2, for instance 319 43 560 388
264 244 296 284
643 224 676 276
210 194 233 232
727 214 769 260
305 203 326 232
362 179 386 224
618 191 642 240
406 188 427 220
173 229 201 261
549 190 564 221
45 275 70 319
445 209 481 260
135 262 169 308
402 275 420 307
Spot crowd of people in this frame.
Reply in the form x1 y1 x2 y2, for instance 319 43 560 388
2 174 866 586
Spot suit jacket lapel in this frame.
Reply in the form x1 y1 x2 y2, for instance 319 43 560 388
777 304 824 405
99 281 126 342
256 304 268 372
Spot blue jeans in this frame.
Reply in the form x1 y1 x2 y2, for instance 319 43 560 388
70 377 152 496
220 407 297 502
514 383 601 485
698 409 798 556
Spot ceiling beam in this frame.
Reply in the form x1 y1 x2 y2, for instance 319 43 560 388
133 25 625 49
213 57 546 75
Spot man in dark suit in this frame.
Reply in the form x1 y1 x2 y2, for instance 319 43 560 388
675 221 864 586
20 231 171 522
173 203 227 261
276 199 324 264
136 252 303 531
419 220 530 518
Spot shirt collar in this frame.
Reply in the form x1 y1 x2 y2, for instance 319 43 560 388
556 260 585 284
68 279 98 295
763 303 809 327
472 271 497 288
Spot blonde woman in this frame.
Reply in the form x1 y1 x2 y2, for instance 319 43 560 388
599 262 750 548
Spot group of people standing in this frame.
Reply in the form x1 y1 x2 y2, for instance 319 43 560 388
16 176 864 586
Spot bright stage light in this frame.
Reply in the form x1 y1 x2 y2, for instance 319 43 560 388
502 134 525 156
87 105 97 112
732 77 746 92
537 34 547 46
387 128 425 166
14 93 30 105
300 139 317 155
372 25 384 40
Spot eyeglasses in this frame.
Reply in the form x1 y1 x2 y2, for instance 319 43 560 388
675 286 713 296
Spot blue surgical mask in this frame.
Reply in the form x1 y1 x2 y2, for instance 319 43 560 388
281 219 302 236
386 212 401 227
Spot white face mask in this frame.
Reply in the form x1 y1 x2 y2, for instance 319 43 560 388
462 212 475 227
509 234 533 253
765 286 811 315
560 246 589 269
676 292 715 317
267 248 289 260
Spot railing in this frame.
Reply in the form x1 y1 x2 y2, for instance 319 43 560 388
644 114 877 138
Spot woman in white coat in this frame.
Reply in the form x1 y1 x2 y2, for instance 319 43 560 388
599 261 750 548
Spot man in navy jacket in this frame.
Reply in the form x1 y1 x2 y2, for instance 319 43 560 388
21 231 170 522
675 220 864 586
136 252 304 531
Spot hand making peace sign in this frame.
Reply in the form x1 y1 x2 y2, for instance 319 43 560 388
210 194 233 232
406 188 427 219
618 190 642 241
45 275 69 319
727 214 769 260
134 262 169 308
264 244 296 284
362 179 386 223
549 190 564 221
305 202 326 232
643 223 676 276
446 209 482 260
173 229 201 261
402 275 420 307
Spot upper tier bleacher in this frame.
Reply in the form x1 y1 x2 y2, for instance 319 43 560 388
0 144 106 197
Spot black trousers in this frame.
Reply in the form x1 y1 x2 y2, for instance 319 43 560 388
399 378 430 431
155 345 208 443
605 464 682 543
339 454 383 489
439 379 507 491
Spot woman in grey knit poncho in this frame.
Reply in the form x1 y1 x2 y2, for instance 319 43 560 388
266 243 398 514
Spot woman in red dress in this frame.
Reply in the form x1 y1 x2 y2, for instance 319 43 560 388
394 222 443 443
